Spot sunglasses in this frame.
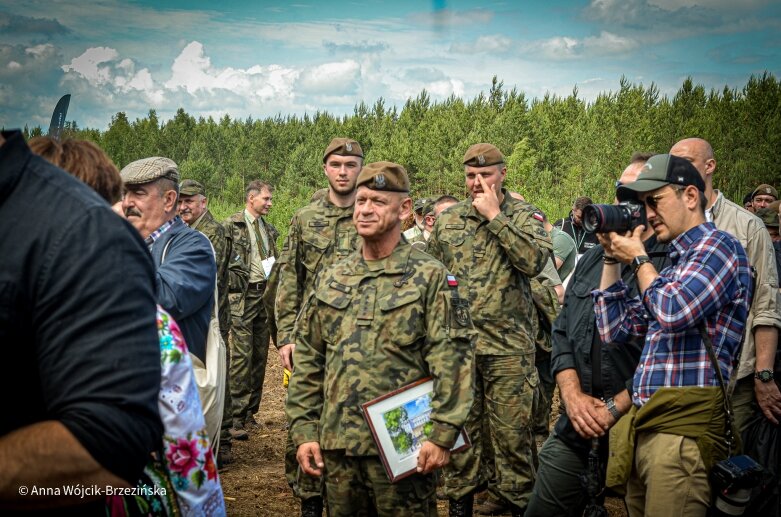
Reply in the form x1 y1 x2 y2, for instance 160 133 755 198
643 186 686 211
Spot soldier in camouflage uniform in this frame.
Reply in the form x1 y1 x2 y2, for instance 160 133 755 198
287 161 475 516
427 143 552 517
275 138 364 516
223 180 279 440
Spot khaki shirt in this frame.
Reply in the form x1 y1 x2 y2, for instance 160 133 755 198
708 192 781 379
287 242 475 455
275 195 360 346
427 191 552 356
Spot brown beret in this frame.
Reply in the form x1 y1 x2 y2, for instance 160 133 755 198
121 157 179 186
463 143 504 167
752 184 778 200
323 138 363 163
756 207 780 228
356 161 410 193
179 179 205 197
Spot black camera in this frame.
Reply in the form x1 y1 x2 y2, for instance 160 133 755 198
710 455 763 516
582 201 646 234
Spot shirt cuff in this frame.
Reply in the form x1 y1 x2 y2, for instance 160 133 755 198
426 421 461 449
591 280 629 301
486 212 510 235
291 422 319 447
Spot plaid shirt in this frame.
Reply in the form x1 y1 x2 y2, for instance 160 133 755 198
145 216 180 251
593 222 753 407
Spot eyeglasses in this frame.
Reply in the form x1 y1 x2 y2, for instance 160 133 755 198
643 186 685 211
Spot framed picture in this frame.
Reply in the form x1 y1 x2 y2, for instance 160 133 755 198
361 377 470 483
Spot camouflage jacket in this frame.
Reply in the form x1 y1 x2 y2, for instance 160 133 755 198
191 209 231 333
287 242 475 455
275 196 360 347
223 210 279 314
427 190 552 356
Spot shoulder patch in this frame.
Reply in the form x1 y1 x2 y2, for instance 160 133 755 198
532 212 544 222
446 274 458 288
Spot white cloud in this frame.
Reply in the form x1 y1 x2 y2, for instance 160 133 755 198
451 35 513 54
298 60 361 94
426 78 465 97
530 31 637 60
7 61 21 69
25 43 56 58
647 0 771 10
62 46 119 85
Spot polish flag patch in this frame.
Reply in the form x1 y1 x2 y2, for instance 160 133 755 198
532 212 544 222
447 274 458 287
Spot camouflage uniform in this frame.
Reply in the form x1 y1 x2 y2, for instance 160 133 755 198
224 210 279 428
287 242 476 515
191 208 235 448
427 191 552 511
275 194 360 499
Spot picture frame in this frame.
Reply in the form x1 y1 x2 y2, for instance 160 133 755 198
361 377 470 483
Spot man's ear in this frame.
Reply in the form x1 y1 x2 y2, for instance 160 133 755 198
399 196 413 222
164 189 178 213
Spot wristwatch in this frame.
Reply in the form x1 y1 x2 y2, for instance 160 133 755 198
755 369 775 383
605 397 622 420
632 255 651 275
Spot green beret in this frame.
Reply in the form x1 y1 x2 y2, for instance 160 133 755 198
356 161 410 193
463 143 504 167
179 179 205 197
756 207 779 228
121 157 179 186
323 138 363 163
752 184 778 200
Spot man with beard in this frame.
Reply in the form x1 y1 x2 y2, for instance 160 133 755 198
275 138 364 517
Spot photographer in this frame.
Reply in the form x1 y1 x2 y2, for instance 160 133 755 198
526 153 671 516
592 154 753 516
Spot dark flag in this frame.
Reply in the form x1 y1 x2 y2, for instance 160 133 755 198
47 94 71 140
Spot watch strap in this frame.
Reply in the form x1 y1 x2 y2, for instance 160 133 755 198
755 369 774 382
632 255 650 275
605 397 622 420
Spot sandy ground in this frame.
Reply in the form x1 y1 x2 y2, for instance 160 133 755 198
219 346 627 516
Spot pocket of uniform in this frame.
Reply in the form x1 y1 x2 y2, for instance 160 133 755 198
301 232 330 272
379 288 424 346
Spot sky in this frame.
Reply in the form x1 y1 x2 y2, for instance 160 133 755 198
1 0 780 131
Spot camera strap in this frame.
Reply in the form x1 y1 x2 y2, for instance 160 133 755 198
698 323 737 454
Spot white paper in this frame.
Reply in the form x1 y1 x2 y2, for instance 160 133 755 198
262 256 276 278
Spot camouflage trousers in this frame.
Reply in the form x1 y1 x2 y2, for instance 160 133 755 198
230 286 270 426
443 353 538 509
321 451 437 516
532 353 555 436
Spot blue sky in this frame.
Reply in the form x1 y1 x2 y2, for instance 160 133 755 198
1 0 779 130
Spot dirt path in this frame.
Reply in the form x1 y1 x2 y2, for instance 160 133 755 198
219 346 627 516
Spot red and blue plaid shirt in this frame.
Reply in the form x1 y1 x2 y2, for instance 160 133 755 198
593 222 753 407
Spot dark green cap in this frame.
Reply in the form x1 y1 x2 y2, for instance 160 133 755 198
463 143 504 167
179 179 205 197
617 154 705 199
323 138 363 163
356 161 410 193
756 207 779 228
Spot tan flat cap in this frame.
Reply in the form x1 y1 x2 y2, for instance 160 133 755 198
323 138 363 163
463 143 504 167
121 157 179 185
179 179 205 196
356 161 410 193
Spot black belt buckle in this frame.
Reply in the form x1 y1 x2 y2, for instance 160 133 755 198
248 281 265 291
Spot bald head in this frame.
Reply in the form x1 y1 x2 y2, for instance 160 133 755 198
670 138 716 202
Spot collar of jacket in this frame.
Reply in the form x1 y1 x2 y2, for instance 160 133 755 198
316 195 355 216
340 239 413 279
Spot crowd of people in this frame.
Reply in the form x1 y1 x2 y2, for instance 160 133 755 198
2 128 780 517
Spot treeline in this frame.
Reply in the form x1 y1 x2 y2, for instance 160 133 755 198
24 73 781 236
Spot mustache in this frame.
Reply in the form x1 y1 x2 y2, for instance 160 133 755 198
125 207 142 218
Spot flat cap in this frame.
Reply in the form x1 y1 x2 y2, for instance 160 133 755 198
179 179 205 197
756 207 780 228
121 157 179 186
752 184 778 200
463 143 504 167
356 161 410 193
323 137 363 163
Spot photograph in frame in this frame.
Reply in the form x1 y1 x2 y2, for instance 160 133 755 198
361 377 470 482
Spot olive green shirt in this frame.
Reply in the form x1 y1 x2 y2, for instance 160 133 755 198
287 242 476 455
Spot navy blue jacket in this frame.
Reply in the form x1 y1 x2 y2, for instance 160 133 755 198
150 217 216 361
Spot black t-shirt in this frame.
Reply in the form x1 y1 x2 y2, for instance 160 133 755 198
554 216 600 255
0 131 163 513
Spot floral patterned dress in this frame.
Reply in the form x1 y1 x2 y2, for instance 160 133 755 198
108 308 226 516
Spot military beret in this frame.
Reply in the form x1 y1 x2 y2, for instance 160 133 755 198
179 179 205 197
463 143 504 167
752 184 778 200
323 138 363 163
756 207 780 228
356 161 410 193
121 157 179 186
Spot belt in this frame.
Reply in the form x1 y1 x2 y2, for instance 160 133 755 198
247 281 266 291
